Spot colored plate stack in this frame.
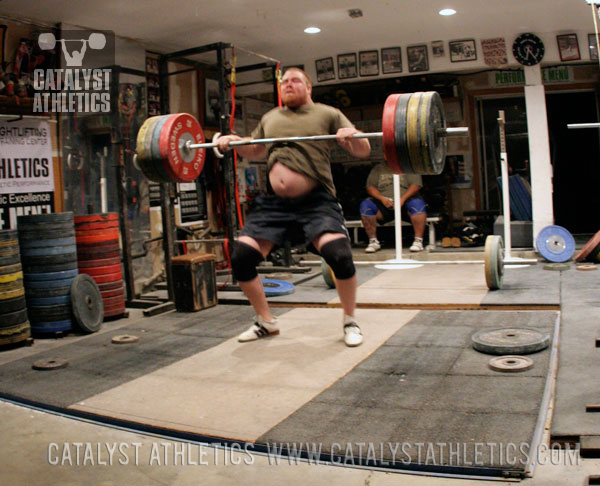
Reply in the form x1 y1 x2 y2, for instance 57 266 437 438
18 213 78 335
0 229 30 345
74 213 126 319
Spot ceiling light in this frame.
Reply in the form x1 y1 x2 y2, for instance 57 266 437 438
304 27 321 34
439 8 457 16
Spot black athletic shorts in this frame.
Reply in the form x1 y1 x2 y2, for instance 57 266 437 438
240 186 350 251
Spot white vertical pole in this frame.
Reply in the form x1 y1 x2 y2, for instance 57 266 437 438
393 174 402 260
498 110 512 259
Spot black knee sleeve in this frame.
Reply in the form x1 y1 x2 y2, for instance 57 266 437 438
231 242 264 282
320 238 355 279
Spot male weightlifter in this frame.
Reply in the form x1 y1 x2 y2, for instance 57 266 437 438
216 67 371 347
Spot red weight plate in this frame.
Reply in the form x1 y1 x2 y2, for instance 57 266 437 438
81 263 122 277
74 213 118 224
78 251 122 263
382 94 402 174
75 221 119 231
158 113 205 182
89 272 123 284
75 228 119 237
575 230 600 262
102 294 125 307
78 256 121 268
101 285 125 298
97 280 125 291
76 233 119 245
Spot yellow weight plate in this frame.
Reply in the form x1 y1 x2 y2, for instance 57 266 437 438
0 287 25 300
406 92 424 175
0 271 23 284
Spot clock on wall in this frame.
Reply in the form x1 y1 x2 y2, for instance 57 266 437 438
512 33 545 66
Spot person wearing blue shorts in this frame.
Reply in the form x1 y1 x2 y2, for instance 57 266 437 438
360 162 427 253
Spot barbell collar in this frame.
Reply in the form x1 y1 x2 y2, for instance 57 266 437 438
185 127 467 151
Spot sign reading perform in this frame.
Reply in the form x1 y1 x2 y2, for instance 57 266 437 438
0 119 55 229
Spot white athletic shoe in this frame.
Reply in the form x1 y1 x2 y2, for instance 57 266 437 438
343 319 363 347
409 239 424 252
238 316 280 342
365 239 381 253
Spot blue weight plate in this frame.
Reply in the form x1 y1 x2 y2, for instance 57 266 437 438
27 294 71 306
20 245 76 257
24 276 76 289
536 225 575 263
30 319 72 333
24 269 79 282
19 237 77 249
262 279 295 297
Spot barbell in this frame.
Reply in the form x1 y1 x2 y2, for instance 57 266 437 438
134 91 469 183
38 32 106 51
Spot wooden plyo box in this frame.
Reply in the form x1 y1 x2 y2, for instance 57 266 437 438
171 253 217 311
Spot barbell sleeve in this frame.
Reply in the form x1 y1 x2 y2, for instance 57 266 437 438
186 126 468 151
567 123 600 129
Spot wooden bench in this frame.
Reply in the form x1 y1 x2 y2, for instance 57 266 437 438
345 216 441 248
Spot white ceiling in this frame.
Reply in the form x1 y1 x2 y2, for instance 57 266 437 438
0 0 596 69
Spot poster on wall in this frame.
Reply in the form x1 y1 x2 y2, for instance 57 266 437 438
0 119 55 229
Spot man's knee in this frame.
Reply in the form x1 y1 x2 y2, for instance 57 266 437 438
320 238 355 279
231 242 264 282
406 197 427 216
360 198 378 217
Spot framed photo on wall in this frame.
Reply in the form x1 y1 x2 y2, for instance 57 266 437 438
359 50 379 76
315 57 335 82
338 53 357 79
557 34 580 61
407 45 429 72
449 39 477 62
381 47 402 74
588 34 598 60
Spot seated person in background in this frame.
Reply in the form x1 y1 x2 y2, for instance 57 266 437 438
359 162 427 253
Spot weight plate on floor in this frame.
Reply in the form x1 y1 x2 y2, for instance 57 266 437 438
0 308 28 327
575 230 600 263
88 272 122 284
0 277 24 292
543 263 570 271
0 270 22 284
18 228 75 240
30 319 72 333
112 334 139 344
82 263 122 277
20 253 77 265
78 256 121 268
484 235 504 290
382 94 402 174
17 212 73 225
0 263 22 275
24 269 79 281
25 286 71 298
0 321 30 345
74 213 118 224
22 261 78 273
71 274 103 333
19 237 76 249
0 253 20 267
0 229 18 241
0 287 25 300
104 304 126 318
320 258 336 288
32 358 68 370
262 279 295 297
536 225 575 263
0 295 26 313
576 263 597 271
24 276 77 289
98 280 126 291
488 355 534 373
471 328 551 355
27 294 71 306
100 285 125 298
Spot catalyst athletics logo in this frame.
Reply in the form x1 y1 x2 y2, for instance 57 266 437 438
32 30 115 114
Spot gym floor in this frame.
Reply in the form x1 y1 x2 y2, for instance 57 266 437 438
1 247 599 485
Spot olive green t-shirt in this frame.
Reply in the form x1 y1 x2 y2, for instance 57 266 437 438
251 101 354 197
366 163 422 199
